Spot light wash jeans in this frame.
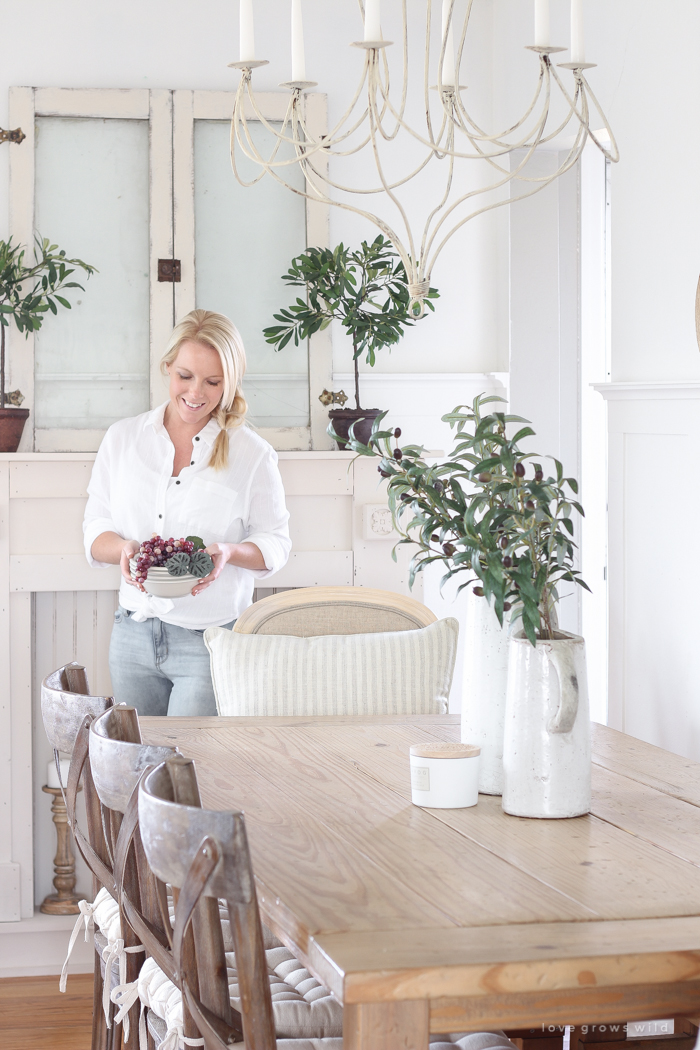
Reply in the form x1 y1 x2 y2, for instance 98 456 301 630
108 606 234 716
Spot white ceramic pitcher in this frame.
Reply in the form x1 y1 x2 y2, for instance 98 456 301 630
460 591 511 795
502 629 591 818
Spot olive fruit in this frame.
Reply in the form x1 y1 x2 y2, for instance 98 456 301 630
473 586 485 596
535 469 543 482
502 555 512 567
434 480 444 493
503 601 512 611
394 427 402 438
442 542 456 556
499 536 508 549
526 499 535 510
393 447 403 461
431 534 439 543
377 466 390 478
514 462 525 477
478 472 491 483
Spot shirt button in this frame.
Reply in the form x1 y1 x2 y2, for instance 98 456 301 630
176 480 180 485
190 461 194 465
195 436 200 442
158 514 162 519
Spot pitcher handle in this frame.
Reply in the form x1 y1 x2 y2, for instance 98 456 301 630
546 644 580 734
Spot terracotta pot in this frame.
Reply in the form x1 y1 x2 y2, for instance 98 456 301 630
328 407 383 449
0 407 29 452
502 629 591 819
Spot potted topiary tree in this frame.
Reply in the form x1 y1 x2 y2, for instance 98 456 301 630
345 395 592 819
263 236 438 447
0 236 96 452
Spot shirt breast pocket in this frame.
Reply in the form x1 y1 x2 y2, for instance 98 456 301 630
181 478 239 543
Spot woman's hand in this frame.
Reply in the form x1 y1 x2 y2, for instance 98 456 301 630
191 543 232 596
119 539 145 592
191 542 266 596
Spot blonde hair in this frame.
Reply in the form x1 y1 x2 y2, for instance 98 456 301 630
161 309 248 470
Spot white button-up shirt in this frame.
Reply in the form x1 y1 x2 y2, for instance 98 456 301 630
83 403 291 629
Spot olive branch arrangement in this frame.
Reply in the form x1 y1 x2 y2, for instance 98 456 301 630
263 236 438 411
0 236 96 408
338 394 590 646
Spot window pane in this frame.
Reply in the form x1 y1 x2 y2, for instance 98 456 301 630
194 120 308 429
34 116 150 430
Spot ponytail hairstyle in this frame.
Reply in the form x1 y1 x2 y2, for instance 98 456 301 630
160 309 248 471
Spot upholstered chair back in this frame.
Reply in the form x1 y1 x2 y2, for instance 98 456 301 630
234 585 436 637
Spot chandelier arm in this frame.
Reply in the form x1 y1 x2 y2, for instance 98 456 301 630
367 81 419 273
419 123 457 264
423 0 439 150
296 145 436 195
547 65 619 163
422 124 586 265
573 74 620 163
425 134 589 278
230 98 291 188
452 61 549 145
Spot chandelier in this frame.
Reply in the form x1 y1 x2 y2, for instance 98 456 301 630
229 0 618 316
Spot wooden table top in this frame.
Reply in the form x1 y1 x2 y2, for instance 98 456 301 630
141 715 700 1021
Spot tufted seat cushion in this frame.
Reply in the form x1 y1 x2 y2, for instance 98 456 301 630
138 944 343 1044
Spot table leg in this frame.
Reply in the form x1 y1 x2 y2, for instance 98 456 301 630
344 1001 430 1050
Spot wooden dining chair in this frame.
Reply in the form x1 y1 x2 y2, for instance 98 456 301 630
40 662 116 1050
234 585 436 636
89 705 181 1049
138 756 332 1050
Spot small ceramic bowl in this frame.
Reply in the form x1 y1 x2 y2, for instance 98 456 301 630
129 558 197 598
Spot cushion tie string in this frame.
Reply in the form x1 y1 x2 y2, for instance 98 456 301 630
59 898 97 993
101 938 145 1038
159 1025 205 1050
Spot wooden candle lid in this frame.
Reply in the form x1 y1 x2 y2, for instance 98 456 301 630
409 742 481 759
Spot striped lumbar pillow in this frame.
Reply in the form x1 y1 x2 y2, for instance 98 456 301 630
204 617 459 717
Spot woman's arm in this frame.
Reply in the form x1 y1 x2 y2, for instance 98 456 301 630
90 532 143 590
191 541 265 596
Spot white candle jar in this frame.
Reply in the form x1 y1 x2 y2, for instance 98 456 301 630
409 742 481 808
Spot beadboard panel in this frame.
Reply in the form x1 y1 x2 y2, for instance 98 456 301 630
32 590 118 907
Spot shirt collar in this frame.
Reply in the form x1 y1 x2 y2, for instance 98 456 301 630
146 401 221 448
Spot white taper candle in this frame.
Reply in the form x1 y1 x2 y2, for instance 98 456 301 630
364 0 381 42
240 0 255 62
534 0 550 47
570 0 585 64
441 0 456 88
47 758 70 789
291 0 306 81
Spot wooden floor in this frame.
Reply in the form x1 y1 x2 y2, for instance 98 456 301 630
0 973 93 1050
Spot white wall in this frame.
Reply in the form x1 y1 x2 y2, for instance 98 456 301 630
493 0 700 385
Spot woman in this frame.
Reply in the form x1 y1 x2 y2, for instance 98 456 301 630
83 309 291 716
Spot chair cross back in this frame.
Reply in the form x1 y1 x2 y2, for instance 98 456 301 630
140 759 269 1050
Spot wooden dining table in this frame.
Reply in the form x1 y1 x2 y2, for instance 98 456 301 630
141 714 700 1050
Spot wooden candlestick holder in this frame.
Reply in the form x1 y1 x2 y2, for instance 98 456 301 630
40 784 82 914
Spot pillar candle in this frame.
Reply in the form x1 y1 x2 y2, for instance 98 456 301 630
570 0 585 63
47 757 70 789
291 0 306 81
240 0 255 62
364 0 381 41
534 0 550 47
441 0 456 88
